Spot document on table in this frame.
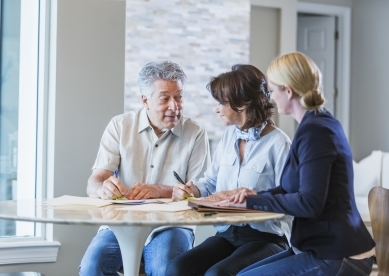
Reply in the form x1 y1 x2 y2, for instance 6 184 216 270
44 195 144 207
116 201 191 212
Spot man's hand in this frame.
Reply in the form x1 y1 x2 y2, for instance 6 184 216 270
98 176 129 200
126 183 161 200
87 169 129 200
172 181 198 201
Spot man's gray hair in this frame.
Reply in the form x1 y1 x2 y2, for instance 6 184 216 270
138 61 187 98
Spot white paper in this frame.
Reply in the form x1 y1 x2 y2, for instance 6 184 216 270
43 196 175 208
117 201 191 212
107 199 146 205
43 195 112 207
144 198 174 204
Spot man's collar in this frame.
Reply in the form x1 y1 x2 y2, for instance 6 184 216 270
138 108 183 137
170 118 183 138
138 108 151 133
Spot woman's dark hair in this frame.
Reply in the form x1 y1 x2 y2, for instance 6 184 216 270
206 64 274 130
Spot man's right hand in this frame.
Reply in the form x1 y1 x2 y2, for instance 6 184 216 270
87 168 128 200
98 176 128 200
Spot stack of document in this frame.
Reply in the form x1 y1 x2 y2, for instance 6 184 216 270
43 195 169 207
43 195 191 212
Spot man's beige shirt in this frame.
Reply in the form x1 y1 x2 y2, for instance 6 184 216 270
93 108 211 243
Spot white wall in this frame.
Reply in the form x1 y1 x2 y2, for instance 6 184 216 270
350 0 389 160
0 0 125 274
250 5 280 125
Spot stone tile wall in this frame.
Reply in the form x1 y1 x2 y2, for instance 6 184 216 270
125 0 249 141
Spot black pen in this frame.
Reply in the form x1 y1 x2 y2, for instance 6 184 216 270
203 211 218 217
173 170 194 197
173 170 185 184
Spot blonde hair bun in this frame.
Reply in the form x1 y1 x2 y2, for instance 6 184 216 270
301 89 325 111
267 52 326 111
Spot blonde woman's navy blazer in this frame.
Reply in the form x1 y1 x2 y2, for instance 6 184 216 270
247 110 375 259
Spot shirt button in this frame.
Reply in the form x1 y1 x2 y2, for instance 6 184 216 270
258 206 263 210
264 206 268 211
253 205 258 210
155 144 158 147
150 165 154 168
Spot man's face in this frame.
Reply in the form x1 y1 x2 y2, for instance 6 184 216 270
142 80 183 133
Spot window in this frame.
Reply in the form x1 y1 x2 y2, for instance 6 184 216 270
0 0 60 265
0 0 46 240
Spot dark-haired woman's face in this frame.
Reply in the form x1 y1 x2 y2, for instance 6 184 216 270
215 102 246 128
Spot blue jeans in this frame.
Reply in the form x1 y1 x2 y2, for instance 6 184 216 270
166 225 289 276
237 248 374 276
79 227 194 276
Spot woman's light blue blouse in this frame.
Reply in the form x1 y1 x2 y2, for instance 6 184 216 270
195 125 293 239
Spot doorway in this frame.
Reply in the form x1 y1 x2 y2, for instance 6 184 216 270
297 2 351 139
297 14 337 116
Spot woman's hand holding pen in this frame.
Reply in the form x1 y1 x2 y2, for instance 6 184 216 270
172 181 199 201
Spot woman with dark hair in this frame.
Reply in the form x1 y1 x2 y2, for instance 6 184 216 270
166 64 292 276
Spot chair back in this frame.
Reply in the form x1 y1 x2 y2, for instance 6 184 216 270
369 186 389 275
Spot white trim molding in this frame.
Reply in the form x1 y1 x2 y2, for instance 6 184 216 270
297 2 351 140
0 241 61 265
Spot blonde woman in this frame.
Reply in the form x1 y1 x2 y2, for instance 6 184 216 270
224 52 375 276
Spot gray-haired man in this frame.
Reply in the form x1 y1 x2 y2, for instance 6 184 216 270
79 61 211 276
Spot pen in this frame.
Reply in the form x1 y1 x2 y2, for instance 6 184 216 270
173 170 185 184
203 211 218 217
172 170 194 197
113 170 125 199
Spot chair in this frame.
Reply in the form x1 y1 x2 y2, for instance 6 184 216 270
0 273 45 276
368 186 389 275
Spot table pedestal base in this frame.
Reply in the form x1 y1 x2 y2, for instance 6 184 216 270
110 225 154 276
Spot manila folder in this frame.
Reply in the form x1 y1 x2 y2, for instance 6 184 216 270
188 199 263 213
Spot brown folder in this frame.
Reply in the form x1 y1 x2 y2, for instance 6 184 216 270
188 199 264 213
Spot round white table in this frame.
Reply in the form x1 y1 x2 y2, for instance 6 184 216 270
0 199 284 276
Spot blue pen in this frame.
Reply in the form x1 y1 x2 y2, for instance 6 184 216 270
113 170 125 199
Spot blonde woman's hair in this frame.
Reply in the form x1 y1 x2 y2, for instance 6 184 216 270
267 52 325 111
